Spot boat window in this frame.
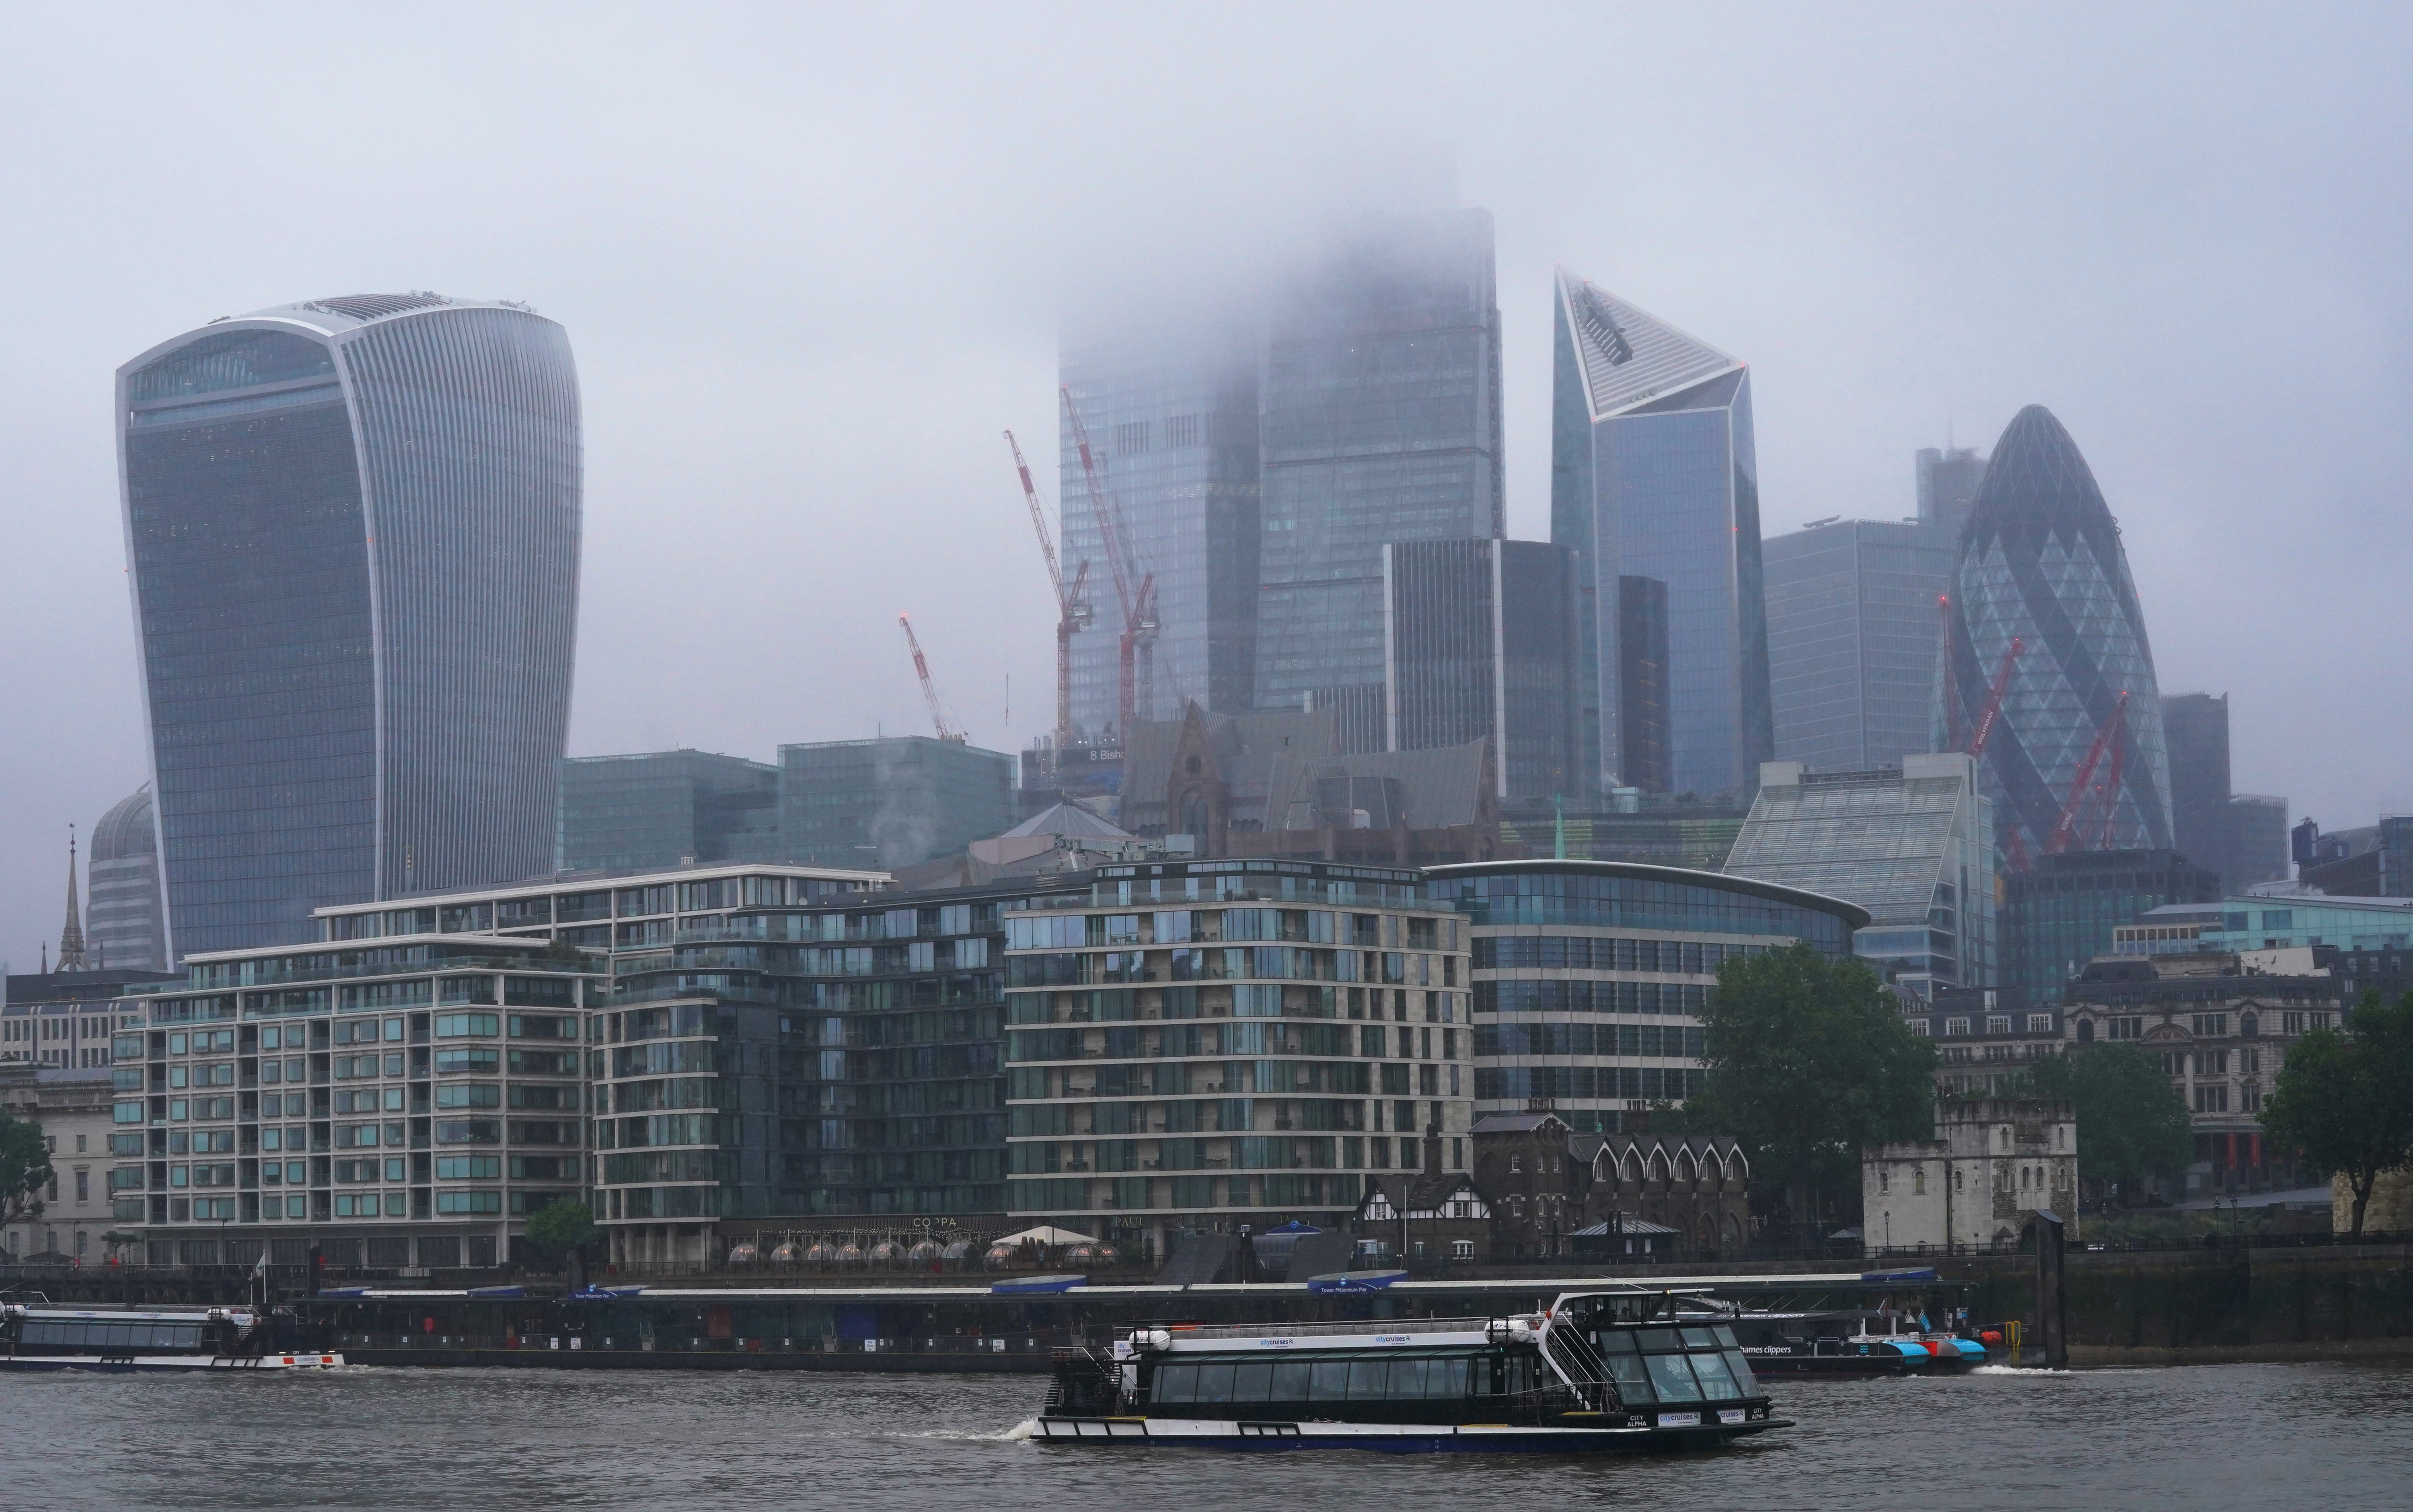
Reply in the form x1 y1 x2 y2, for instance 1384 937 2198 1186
1593 1329 1640 1353
1387 1359 1427 1398
1688 1350 1741 1399
1232 1360 1274 1401
1603 1352 1655 1405
1721 1350 1760 1395
1643 1352 1704 1403
1346 1359 1388 1400
1309 1360 1350 1400
1270 1360 1312 1400
1152 1363 1197 1403
1635 1328 1683 1352
1429 1356 1470 1399
1193 1362 1237 1403
1711 1325 1739 1348
1679 1326 1720 1350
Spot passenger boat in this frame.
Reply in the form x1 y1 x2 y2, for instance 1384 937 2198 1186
0 1304 343 1372
1028 1290 1788 1452
1722 1308 1986 1376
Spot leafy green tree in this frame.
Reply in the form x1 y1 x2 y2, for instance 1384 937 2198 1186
1677 944 1937 1232
525 1198 597 1260
0 1107 54 1235
2010 1044 2193 1200
2263 992 2413 1236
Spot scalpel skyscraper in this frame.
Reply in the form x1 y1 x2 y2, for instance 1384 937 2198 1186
118 294 581 959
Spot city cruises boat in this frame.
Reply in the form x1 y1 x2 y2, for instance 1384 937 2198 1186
1028 1291 1788 1452
0 1304 342 1372
1721 1308 1987 1376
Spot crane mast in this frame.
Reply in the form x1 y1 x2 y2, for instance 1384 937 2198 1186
1005 429 1088 764
898 613 964 743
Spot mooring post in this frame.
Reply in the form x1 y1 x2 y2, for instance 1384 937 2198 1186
2028 1208 2067 1368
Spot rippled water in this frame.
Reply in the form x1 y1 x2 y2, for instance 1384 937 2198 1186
9 1360 2412 1510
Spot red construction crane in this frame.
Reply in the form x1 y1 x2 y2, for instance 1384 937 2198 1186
1965 637 2025 759
1061 386 1157 740
1004 429 1089 763
2045 691 2130 856
898 613 965 743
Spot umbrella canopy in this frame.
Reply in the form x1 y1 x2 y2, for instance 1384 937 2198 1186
990 1225 1098 1246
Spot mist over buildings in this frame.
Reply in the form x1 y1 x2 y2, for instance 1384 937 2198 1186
5 4 2413 959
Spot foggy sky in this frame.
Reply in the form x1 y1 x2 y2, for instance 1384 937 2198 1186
5 3 2411 965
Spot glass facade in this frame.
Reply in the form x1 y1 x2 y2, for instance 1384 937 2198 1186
1382 538 1579 801
88 785 167 972
1552 271 1771 800
557 750 780 873
1254 211 1505 729
1429 860 1865 1134
118 298 580 961
1059 323 1261 737
1940 406 2172 858
1763 520 1957 774
1722 754 1996 996
1998 848 2220 1008
1001 860 1473 1259
775 737 1015 870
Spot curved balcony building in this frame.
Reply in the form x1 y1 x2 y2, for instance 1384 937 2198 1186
1939 406 2172 860
117 294 581 960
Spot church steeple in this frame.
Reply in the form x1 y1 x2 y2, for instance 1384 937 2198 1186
57 825 87 972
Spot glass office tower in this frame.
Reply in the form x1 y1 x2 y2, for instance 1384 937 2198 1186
1939 405 2172 858
557 750 781 873
1381 538 1580 801
1059 323 1261 738
117 294 580 960
1551 269 1771 800
86 786 167 972
1764 519 1957 772
1254 210 1505 737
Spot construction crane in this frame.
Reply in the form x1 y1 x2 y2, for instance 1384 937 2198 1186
1004 429 1089 764
1060 385 1157 740
2045 691 2131 856
897 613 965 743
1964 637 2025 759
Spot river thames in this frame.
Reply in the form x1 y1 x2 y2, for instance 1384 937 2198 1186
9 1360 2410 1509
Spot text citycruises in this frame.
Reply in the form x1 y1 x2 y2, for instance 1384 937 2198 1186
1028 1288 1787 1452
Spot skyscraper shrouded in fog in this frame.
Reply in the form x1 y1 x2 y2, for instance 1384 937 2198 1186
118 294 581 960
1916 444 1988 541
1059 320 1261 740
1253 209 1505 746
1764 519 1957 774
1938 405 2171 860
1551 268 1772 800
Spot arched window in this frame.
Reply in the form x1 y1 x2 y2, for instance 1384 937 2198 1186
2076 1018 2095 1044
1914 1167 1927 1196
2240 1012 2259 1040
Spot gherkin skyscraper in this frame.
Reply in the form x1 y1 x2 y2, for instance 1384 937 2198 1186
1940 405 2171 859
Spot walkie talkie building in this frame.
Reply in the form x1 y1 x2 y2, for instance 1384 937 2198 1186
1939 405 2171 859
118 294 581 960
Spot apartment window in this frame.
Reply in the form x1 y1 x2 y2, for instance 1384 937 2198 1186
2192 1013 2229 1038
2026 1015 2054 1034
1986 1016 2012 1035
1944 1018 1970 1037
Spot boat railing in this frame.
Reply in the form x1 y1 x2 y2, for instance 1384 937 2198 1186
1538 1323 1613 1412
1170 1317 1494 1341
1045 1346 1122 1415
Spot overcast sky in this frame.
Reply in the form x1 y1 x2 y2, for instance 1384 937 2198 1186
4 3 2410 966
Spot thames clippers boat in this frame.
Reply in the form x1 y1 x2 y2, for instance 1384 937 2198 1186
1028 1291 1787 1452
0 1304 342 1372
1721 1308 1987 1377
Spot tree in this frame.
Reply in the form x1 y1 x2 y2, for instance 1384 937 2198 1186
0 1107 55 1235
524 1198 598 1283
2262 992 2413 1236
2009 1044 2193 1200
1675 944 1937 1233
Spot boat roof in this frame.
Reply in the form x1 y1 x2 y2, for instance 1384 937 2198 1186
12 1307 239 1321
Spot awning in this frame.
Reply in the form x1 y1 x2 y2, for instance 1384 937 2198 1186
990 1225 1099 1246
1569 1218 1680 1237
1306 1268 1407 1295
990 1274 1087 1295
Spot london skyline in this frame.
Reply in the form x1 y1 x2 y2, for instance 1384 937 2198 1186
5 6 2411 956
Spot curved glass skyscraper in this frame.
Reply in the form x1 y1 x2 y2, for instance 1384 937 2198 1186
118 294 580 959
1940 405 2171 858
